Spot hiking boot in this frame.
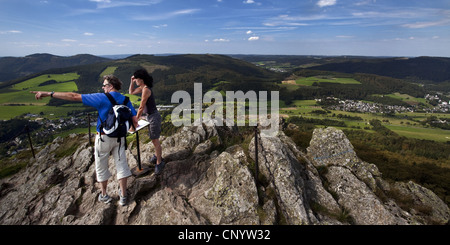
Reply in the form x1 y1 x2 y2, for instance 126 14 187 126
118 189 127 206
150 154 157 164
155 161 165 175
98 193 112 204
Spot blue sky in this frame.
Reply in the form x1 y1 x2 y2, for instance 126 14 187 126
0 0 449 57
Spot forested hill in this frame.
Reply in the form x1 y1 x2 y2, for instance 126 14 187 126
312 56 450 83
110 54 283 102
0 53 110 83
0 54 283 103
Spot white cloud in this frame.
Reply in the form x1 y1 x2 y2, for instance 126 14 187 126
317 0 337 8
90 0 162 9
248 36 259 41
402 19 450 29
0 30 22 34
213 38 230 42
61 39 77 42
243 0 261 5
153 24 168 28
133 9 200 21
83 32 94 36
246 30 253 34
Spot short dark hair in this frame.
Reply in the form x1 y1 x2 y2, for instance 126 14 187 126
103 75 122 90
133 69 153 88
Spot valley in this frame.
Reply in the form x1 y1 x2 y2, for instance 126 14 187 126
0 53 449 206
1 54 449 146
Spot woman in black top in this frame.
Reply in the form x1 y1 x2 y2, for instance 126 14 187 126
129 69 165 175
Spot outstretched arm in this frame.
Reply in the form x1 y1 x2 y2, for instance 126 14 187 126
30 91 82 101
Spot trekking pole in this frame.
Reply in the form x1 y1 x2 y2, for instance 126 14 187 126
131 126 149 177
88 113 92 146
25 125 35 159
135 130 142 170
254 125 259 185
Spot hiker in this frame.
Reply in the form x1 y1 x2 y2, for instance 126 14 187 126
31 75 138 206
129 69 165 175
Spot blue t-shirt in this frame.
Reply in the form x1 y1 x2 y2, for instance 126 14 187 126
82 92 137 133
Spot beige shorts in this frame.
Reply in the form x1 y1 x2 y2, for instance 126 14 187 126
94 134 132 182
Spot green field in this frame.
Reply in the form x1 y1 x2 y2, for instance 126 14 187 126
296 76 361 86
372 92 429 106
0 72 144 120
280 100 450 142
2 73 79 105
280 76 361 91
100 66 118 77
0 73 83 119
386 125 450 142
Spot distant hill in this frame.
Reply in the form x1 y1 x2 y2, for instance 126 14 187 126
312 56 450 83
0 54 283 103
0 53 110 82
3 53 448 105
97 54 283 102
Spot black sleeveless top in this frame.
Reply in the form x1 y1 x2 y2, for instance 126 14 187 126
145 87 157 115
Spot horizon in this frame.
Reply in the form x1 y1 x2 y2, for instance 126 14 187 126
2 52 450 59
1 0 449 57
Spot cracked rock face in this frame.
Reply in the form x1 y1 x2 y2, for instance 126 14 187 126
0 126 448 225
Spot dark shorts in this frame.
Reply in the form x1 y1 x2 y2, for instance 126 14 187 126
147 112 162 140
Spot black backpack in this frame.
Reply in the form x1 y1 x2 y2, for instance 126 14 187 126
100 93 134 151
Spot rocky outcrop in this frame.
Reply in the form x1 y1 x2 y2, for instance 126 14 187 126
0 124 448 225
306 127 449 225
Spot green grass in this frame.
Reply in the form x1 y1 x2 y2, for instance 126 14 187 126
11 73 79 91
385 125 450 142
0 73 81 119
296 76 361 86
100 66 118 77
1 73 79 105
1 81 78 105
280 76 360 91
374 92 428 105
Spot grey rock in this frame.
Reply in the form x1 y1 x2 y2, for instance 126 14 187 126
0 125 448 225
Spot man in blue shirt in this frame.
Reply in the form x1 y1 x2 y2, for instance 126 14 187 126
32 75 138 206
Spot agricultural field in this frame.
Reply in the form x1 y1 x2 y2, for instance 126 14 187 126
280 76 360 90
280 100 450 142
100 66 118 77
0 72 142 120
373 92 429 106
2 73 79 104
295 76 361 86
385 125 450 142
0 73 85 119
